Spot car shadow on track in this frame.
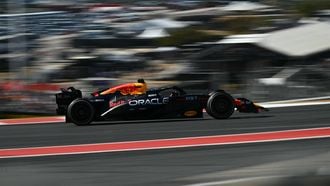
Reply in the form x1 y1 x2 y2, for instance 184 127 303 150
229 115 274 120
86 115 273 126
90 118 214 126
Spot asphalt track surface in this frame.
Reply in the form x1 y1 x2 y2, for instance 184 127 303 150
0 104 330 186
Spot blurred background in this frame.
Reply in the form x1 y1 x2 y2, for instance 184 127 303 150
0 0 329 116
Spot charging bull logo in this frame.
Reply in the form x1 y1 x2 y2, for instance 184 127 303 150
101 83 147 96
129 97 169 106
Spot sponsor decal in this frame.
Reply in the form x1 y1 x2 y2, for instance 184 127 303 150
129 97 169 106
184 110 198 117
110 100 126 107
148 94 158 97
186 96 198 101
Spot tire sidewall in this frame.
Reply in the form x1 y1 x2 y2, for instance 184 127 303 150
206 92 234 119
67 99 95 126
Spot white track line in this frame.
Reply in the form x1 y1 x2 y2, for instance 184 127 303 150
185 176 283 186
261 96 330 104
259 101 330 108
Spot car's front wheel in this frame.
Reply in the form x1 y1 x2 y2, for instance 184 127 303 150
67 99 95 126
206 92 234 119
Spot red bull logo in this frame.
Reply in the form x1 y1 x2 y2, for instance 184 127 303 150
109 100 126 107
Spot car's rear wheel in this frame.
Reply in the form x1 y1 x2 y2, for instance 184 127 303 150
67 99 95 126
206 92 234 119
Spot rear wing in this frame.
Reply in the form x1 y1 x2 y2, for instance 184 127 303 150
55 87 82 115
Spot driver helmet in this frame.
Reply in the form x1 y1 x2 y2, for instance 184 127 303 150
137 79 145 83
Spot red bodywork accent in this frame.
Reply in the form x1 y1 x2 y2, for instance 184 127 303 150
234 99 246 110
93 83 147 96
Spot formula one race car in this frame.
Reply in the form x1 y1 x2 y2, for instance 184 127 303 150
55 81 268 126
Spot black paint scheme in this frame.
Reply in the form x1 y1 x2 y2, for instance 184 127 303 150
55 86 264 126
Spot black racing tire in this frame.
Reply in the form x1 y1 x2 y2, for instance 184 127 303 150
206 92 235 119
67 99 95 126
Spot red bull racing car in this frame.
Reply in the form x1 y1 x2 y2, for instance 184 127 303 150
55 80 268 126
